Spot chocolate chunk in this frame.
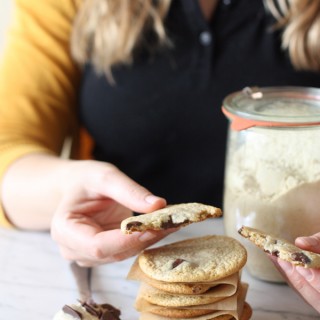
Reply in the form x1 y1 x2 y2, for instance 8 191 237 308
101 304 121 317
172 258 185 269
62 305 82 319
99 304 121 320
100 311 119 320
291 252 311 264
161 216 189 229
126 221 143 230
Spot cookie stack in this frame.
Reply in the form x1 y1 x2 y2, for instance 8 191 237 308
128 235 252 320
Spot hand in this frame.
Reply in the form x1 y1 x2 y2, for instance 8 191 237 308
271 233 320 313
51 160 176 267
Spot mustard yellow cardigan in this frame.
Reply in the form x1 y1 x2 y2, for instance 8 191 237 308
0 0 82 227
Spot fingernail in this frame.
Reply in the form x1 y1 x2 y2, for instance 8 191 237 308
297 236 319 248
297 267 314 281
145 194 161 204
139 231 157 242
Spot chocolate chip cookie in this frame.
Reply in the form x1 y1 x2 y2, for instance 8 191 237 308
238 226 320 268
121 203 222 234
138 235 247 282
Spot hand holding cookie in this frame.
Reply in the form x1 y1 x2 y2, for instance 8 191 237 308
50 162 176 267
275 232 320 313
238 226 320 313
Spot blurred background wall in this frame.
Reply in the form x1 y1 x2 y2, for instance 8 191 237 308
0 0 15 55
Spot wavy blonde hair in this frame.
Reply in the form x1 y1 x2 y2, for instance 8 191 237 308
71 0 171 80
265 0 320 71
71 0 320 78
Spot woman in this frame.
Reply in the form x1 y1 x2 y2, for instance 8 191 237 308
0 0 319 311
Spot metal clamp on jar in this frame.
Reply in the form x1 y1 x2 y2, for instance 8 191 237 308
222 86 320 282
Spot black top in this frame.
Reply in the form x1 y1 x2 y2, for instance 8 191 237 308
79 0 320 208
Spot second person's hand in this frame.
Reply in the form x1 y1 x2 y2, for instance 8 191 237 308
271 233 320 313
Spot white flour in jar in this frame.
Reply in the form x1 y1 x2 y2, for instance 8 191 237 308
223 127 320 282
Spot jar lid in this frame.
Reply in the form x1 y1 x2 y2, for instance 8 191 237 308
222 86 320 130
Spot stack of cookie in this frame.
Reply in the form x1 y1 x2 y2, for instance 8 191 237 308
127 235 251 320
121 203 252 319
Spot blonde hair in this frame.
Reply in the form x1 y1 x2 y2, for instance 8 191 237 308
265 0 320 72
71 0 171 80
71 0 320 77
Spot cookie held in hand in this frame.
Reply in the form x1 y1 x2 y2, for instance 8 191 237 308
121 202 222 234
238 226 320 268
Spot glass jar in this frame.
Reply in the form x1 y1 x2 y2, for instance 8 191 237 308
222 86 320 282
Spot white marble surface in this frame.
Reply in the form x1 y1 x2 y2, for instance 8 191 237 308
0 218 319 320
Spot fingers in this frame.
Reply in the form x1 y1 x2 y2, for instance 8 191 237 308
51 161 172 266
88 163 166 213
296 267 320 292
93 229 176 261
57 228 177 266
274 259 320 312
295 233 320 254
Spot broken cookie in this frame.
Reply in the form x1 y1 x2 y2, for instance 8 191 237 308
121 202 222 234
238 226 320 268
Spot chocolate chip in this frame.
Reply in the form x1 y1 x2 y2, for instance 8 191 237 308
172 258 185 269
63 305 83 319
161 216 189 229
101 304 121 317
126 221 143 230
291 252 311 264
100 310 119 320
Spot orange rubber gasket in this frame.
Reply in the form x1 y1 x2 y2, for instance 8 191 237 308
222 107 320 131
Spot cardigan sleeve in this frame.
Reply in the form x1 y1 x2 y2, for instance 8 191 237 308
0 0 81 227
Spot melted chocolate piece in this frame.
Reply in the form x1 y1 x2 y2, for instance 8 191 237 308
161 216 189 229
172 258 185 269
291 252 311 264
126 221 143 230
63 305 82 319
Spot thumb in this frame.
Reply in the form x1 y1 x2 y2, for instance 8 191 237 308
90 163 166 213
295 233 320 254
